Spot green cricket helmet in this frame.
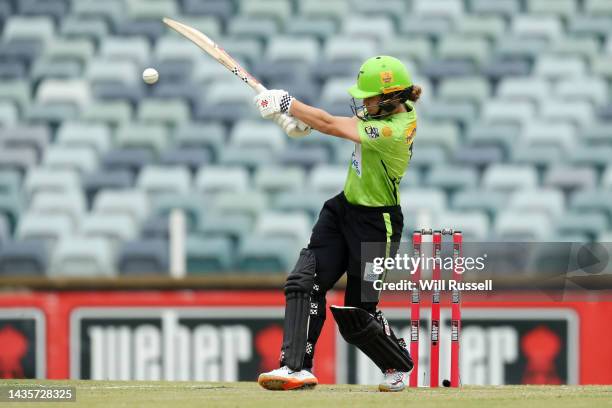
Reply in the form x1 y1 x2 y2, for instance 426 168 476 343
348 56 413 99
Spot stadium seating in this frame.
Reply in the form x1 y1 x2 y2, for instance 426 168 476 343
0 0 611 276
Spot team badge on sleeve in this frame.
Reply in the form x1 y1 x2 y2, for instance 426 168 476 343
364 125 380 139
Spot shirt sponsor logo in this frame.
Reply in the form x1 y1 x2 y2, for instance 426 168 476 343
363 262 378 282
364 125 379 139
351 144 362 177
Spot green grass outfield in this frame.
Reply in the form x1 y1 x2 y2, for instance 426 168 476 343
1 380 611 408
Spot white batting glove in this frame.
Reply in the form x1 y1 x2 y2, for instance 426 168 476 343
273 113 311 138
253 89 294 119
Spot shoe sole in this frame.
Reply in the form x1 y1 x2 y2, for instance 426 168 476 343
258 374 318 391
378 384 406 392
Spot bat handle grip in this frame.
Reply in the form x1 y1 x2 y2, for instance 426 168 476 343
253 83 267 93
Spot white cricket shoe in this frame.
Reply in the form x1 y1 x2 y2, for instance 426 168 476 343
258 366 318 391
379 369 409 392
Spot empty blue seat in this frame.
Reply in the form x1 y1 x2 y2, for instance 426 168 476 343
481 58 531 79
452 189 509 218
173 122 225 161
117 239 169 275
218 147 274 170
568 15 612 37
149 59 193 83
400 188 447 214
277 146 330 169
16 213 74 247
72 0 124 26
254 166 306 194
195 166 249 194
0 146 38 175
83 169 134 206
237 236 297 273
92 82 145 105
25 103 79 126
0 125 50 160
152 82 203 109
93 189 150 224
570 146 612 170
81 214 137 249
0 39 43 66
557 212 609 241
253 60 312 87
24 168 80 197
0 214 10 244
115 19 166 41
495 36 549 59
0 191 24 231
198 211 253 245
570 190 612 218
511 146 562 169
186 236 233 274
482 164 538 190
30 191 86 225
421 100 477 127
140 214 169 240
136 166 192 196
265 80 319 106
544 166 597 191
196 103 255 124
60 16 109 43
101 148 154 174
254 211 312 247
312 60 361 83
49 237 115 277
19 0 68 22
495 211 553 240
160 148 210 173
285 17 337 40
421 60 476 79
0 61 26 78
273 190 329 220
0 240 48 276
509 189 565 218
183 0 235 21
56 122 111 155
453 145 504 167
153 193 205 228
426 165 479 191
0 170 20 195
400 16 453 38
408 145 448 170
211 191 268 219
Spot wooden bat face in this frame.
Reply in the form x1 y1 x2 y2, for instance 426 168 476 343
162 17 266 92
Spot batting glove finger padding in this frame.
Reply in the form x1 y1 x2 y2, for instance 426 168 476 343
254 89 293 119
273 113 311 139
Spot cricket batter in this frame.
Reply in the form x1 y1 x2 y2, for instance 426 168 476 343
253 56 421 392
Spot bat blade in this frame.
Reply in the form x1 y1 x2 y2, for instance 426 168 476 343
162 17 265 92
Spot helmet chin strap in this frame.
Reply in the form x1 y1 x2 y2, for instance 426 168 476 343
375 88 412 117
351 87 412 120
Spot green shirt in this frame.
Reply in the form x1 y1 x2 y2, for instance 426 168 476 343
343 103 417 207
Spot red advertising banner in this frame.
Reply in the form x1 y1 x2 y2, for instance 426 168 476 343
0 291 611 385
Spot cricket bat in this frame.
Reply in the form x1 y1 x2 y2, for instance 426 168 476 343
162 17 266 93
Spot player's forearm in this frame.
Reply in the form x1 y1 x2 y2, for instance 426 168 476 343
289 100 337 134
